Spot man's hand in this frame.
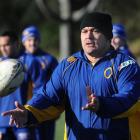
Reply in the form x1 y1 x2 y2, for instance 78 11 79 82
1 101 28 128
82 86 99 112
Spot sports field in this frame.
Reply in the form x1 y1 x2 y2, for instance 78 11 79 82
54 112 65 140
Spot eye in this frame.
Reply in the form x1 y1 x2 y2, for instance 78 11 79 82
93 29 100 33
81 29 88 33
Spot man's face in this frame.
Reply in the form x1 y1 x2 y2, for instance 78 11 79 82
23 36 39 54
81 27 110 57
0 36 16 57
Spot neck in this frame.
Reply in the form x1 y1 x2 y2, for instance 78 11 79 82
86 54 102 65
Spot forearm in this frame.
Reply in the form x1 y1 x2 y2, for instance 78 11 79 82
96 96 138 118
24 104 64 123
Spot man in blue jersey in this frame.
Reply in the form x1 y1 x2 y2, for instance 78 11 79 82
19 26 58 140
0 30 34 140
2 12 140 140
111 23 135 58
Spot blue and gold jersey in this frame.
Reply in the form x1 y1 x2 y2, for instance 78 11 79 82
25 50 140 140
19 49 58 102
33 49 58 86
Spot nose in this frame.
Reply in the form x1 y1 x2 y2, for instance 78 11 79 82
30 40 36 46
87 31 94 39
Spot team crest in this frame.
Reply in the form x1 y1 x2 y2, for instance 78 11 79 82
67 56 76 63
104 67 113 79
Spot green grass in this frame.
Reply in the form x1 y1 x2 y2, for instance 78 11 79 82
54 112 65 140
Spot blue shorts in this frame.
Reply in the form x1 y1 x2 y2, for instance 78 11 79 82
0 120 55 140
0 127 35 140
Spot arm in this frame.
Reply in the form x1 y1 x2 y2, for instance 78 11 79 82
113 100 140 118
2 61 65 126
26 62 65 122
97 59 140 118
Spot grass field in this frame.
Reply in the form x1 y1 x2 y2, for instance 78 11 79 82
54 112 65 140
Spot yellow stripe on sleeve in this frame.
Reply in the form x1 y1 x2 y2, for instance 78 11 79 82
24 104 64 122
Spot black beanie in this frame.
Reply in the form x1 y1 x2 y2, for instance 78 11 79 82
80 12 113 40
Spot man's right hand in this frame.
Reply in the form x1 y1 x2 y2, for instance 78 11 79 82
1 101 28 128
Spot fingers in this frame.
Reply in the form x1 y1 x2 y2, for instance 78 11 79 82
15 101 25 110
88 94 95 103
1 102 27 128
2 101 24 116
9 115 15 126
86 86 92 98
9 115 21 128
82 86 99 111
9 116 23 128
82 97 96 111
8 112 23 128
1 110 14 116
82 104 89 110
82 103 96 110
86 86 95 102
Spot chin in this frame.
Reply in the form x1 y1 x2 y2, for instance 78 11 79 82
86 51 95 56
87 48 97 53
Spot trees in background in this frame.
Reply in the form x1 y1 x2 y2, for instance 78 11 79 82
0 0 140 57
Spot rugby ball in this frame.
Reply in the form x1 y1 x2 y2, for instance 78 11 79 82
0 59 24 97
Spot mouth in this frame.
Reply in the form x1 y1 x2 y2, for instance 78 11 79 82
86 39 95 45
86 42 96 47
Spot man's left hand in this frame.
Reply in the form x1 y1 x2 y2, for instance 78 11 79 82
82 86 99 112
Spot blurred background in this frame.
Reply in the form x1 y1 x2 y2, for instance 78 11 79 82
0 0 140 59
0 0 140 139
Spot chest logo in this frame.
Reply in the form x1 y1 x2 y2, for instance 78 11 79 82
104 67 113 79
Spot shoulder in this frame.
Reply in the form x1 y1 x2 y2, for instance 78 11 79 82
58 56 77 68
115 51 135 63
51 55 78 79
60 51 80 65
113 52 139 72
66 56 77 63
56 52 81 74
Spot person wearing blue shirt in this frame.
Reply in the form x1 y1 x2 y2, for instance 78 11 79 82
0 30 34 140
2 12 140 140
20 26 58 140
111 23 135 58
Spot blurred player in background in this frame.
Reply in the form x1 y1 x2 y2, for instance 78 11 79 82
111 23 135 58
0 30 34 140
20 25 58 140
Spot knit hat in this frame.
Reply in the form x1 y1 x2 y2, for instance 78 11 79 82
22 26 40 42
112 23 126 39
80 12 113 40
